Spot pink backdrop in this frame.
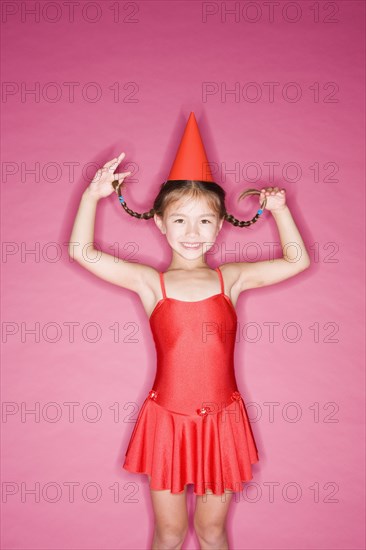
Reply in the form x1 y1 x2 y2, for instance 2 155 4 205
2 1 365 549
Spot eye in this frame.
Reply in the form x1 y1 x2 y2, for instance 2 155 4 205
173 218 211 224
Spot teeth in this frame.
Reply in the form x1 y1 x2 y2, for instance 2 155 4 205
182 243 200 248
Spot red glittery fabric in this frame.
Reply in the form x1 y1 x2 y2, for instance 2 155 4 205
122 266 259 495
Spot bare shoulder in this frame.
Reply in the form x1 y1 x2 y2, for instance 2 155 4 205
217 262 243 287
111 261 159 302
217 262 244 306
138 263 161 297
136 264 164 317
116 262 161 319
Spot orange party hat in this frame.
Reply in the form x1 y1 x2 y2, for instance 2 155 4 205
167 112 214 182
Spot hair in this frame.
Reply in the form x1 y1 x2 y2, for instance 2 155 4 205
112 180 266 227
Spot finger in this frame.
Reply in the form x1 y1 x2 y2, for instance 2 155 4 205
108 157 126 172
104 157 119 169
111 174 130 191
112 171 131 189
114 171 131 178
104 152 126 170
109 152 125 166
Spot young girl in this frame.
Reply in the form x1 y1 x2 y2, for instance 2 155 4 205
69 115 310 550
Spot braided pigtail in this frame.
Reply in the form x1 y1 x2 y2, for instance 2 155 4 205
224 188 267 227
112 179 155 220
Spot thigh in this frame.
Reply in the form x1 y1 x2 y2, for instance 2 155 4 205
148 476 189 528
194 489 234 526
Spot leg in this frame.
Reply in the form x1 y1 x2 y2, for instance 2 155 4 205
193 488 234 550
148 476 189 550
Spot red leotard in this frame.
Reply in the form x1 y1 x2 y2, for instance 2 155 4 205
122 266 259 495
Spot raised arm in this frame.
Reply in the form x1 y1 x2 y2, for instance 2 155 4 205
228 187 311 291
67 152 151 293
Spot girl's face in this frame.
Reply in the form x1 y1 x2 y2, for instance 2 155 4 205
154 195 224 259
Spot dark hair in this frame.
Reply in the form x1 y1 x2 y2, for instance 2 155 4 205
113 180 266 227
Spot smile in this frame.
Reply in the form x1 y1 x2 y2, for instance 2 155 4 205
181 242 201 249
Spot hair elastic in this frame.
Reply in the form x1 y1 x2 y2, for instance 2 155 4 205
112 179 125 203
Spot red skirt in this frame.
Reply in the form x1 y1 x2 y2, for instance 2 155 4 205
122 391 259 496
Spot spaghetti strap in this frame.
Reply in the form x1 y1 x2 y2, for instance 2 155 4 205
159 272 167 299
215 266 225 294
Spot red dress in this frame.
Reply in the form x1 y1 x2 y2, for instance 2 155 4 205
122 266 259 495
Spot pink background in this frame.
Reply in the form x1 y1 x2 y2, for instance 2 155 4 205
2 1 365 549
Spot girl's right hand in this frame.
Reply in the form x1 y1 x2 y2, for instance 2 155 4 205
86 152 131 199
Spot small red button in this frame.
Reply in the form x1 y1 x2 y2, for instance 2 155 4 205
196 406 213 417
231 391 241 401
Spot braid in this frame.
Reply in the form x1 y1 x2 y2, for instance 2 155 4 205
119 200 155 220
225 188 267 227
112 179 155 220
224 211 260 227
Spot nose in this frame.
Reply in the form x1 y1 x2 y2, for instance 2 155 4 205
184 223 200 237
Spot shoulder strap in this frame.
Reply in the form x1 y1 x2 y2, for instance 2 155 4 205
215 266 225 294
159 272 167 299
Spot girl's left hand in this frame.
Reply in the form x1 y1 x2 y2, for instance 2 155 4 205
260 186 287 212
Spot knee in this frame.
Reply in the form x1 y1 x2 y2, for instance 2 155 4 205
194 518 226 546
155 521 188 548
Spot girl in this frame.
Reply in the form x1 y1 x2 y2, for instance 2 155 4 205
69 120 310 550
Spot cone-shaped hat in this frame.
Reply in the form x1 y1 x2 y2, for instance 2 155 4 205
167 112 214 182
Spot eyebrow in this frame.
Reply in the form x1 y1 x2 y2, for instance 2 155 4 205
168 213 217 218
